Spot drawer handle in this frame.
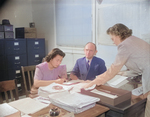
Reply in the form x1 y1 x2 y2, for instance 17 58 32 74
34 47 39 49
14 48 20 50
35 60 40 62
15 62 20 64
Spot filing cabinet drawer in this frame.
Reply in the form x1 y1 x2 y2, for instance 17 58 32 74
0 25 4 31
0 56 6 70
0 32 4 39
5 39 26 55
0 70 9 81
4 31 14 38
27 38 45 54
6 54 27 69
3 25 13 32
0 39 4 55
8 69 22 80
27 53 45 65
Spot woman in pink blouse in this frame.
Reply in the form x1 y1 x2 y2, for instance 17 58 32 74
30 48 67 97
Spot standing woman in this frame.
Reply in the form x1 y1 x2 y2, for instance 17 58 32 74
86 23 150 96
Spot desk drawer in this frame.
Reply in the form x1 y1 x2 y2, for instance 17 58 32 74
5 39 26 55
6 54 27 69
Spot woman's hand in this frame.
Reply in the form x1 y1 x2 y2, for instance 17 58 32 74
29 87 39 98
55 78 66 84
84 77 104 88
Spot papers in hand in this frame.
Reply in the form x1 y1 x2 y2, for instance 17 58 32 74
132 86 143 96
49 91 100 114
107 75 128 88
8 97 48 114
0 103 20 117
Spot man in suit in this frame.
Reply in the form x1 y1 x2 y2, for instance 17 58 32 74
70 42 106 81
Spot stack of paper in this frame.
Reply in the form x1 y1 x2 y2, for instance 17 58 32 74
49 91 100 114
0 103 21 117
107 75 128 88
38 83 73 97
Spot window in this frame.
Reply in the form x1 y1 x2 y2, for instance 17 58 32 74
55 0 92 47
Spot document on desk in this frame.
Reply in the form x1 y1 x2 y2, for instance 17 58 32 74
107 75 128 88
0 103 20 117
8 97 49 114
132 86 143 96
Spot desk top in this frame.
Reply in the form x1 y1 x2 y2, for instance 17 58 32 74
31 104 109 117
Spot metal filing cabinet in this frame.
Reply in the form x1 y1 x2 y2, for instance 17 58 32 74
0 39 8 81
26 38 45 65
4 38 27 91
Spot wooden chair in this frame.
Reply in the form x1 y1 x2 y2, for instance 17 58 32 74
0 80 19 104
21 65 36 97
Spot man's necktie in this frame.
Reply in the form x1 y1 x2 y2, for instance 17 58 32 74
86 60 90 70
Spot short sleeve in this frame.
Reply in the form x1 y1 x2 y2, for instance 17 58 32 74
34 67 44 80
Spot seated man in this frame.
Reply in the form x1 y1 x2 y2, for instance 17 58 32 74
70 42 106 81
30 48 67 97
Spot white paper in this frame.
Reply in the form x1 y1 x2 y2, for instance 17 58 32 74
132 86 143 96
49 91 100 108
8 97 48 114
0 103 19 117
91 89 118 99
39 83 73 94
49 91 100 113
107 75 128 88
34 96 51 104
63 80 96 94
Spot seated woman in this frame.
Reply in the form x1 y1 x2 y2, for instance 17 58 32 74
30 48 67 97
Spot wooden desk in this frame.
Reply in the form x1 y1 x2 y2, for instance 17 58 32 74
97 94 147 117
31 104 109 117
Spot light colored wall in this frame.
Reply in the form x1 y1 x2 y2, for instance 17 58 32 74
0 0 33 31
0 0 55 55
31 0 55 54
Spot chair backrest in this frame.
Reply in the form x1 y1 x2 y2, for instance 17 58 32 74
21 65 36 97
0 80 19 104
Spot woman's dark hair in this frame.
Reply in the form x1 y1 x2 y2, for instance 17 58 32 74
45 48 65 62
107 23 132 41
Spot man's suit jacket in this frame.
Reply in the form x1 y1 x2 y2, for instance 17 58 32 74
72 56 106 80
